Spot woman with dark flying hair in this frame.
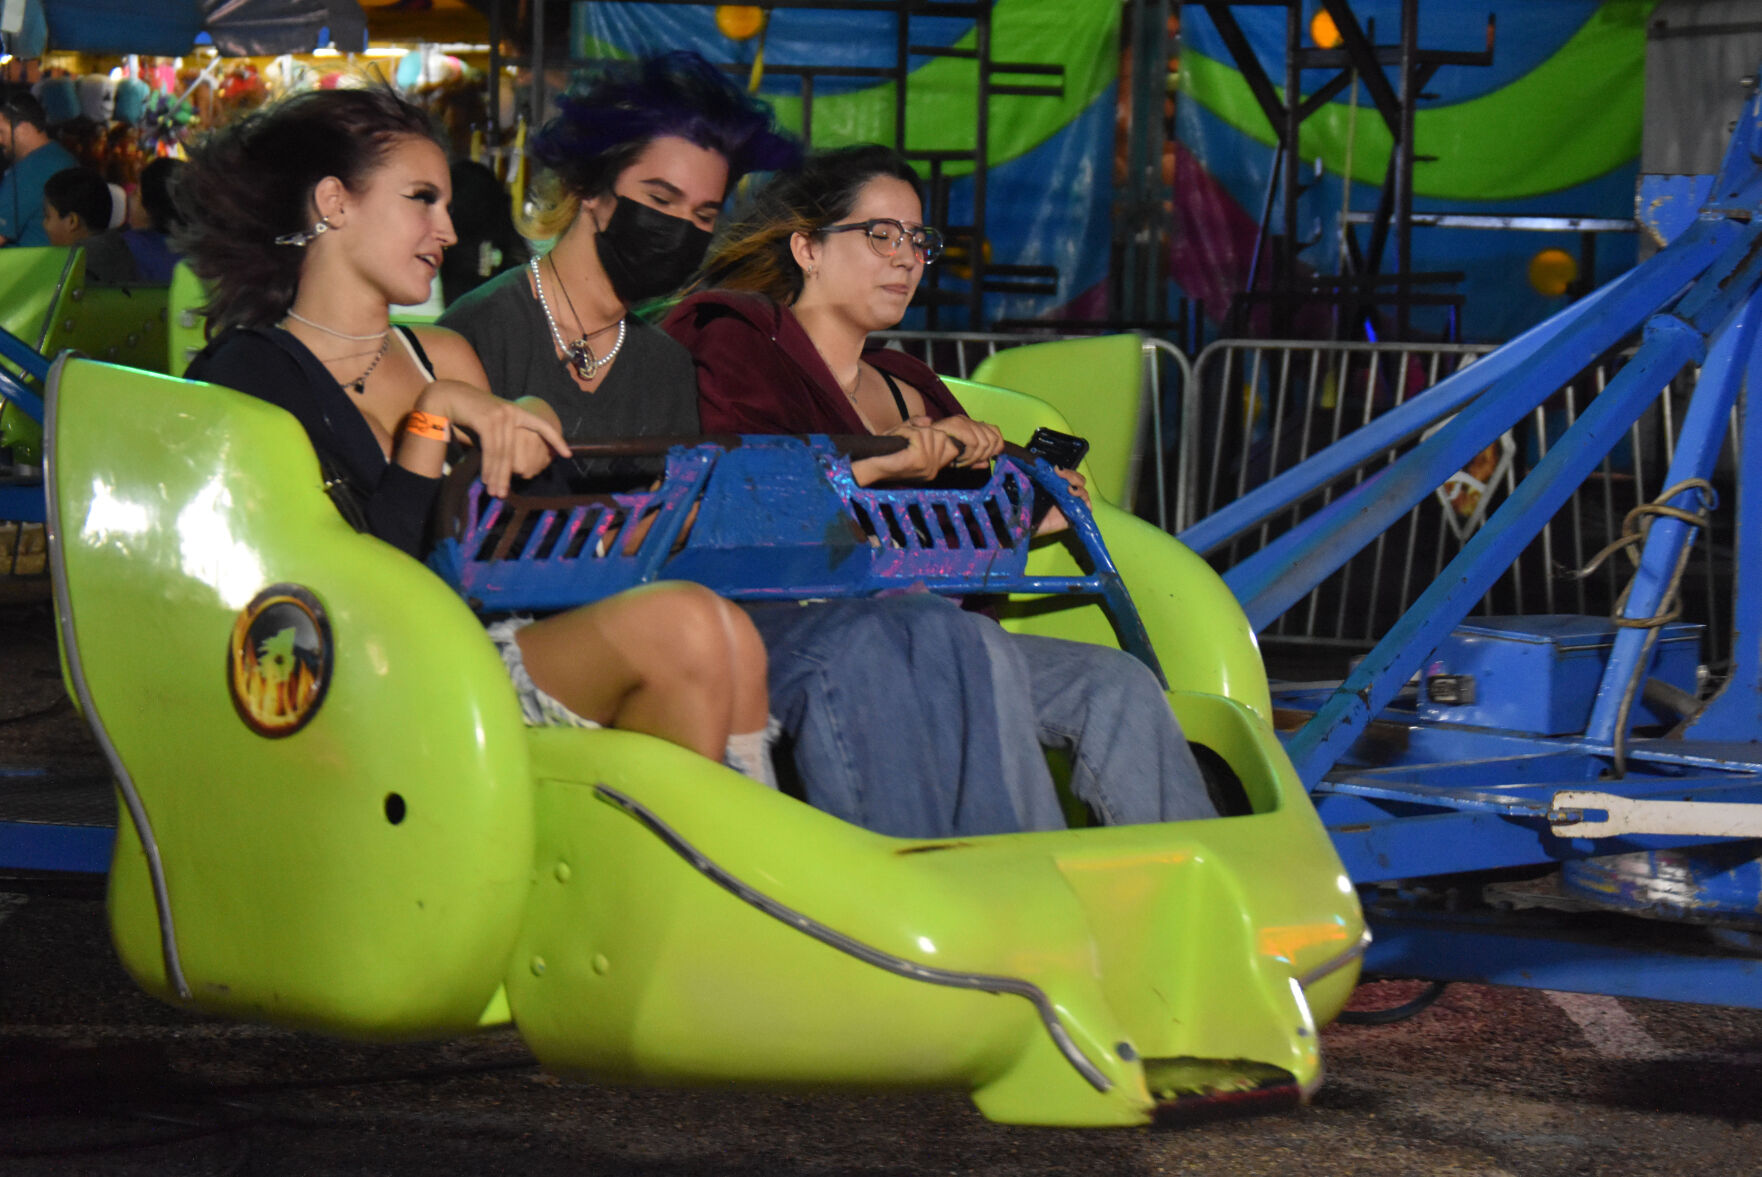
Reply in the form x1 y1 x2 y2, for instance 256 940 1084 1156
175 85 776 784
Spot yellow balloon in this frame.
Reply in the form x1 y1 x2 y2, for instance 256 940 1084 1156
1528 247 1579 297
716 5 766 41
1310 9 1342 50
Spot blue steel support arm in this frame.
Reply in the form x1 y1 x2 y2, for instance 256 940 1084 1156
1583 292 1762 745
1285 338 1706 789
1223 220 1741 633
1686 312 1762 741
1286 224 1762 788
1179 278 1616 557
1707 84 1762 217
0 369 43 427
0 325 49 389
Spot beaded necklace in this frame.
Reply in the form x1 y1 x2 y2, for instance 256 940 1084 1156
530 256 626 381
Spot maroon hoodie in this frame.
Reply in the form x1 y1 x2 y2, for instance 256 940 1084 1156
661 289 966 435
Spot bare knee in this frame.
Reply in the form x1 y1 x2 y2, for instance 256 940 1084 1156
717 599 767 681
636 581 736 686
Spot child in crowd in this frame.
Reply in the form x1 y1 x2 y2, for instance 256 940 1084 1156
41 165 139 284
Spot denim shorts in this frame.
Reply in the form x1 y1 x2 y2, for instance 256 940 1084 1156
485 617 602 730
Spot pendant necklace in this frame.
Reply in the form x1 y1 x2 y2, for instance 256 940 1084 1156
282 313 391 395
531 256 625 381
336 334 390 395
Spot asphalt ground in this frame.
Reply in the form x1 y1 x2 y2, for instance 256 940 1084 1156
8 601 1762 1175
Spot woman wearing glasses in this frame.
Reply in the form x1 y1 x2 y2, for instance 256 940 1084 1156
668 147 1006 488
665 145 1220 829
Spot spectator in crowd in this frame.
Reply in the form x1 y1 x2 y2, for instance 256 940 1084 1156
122 156 185 283
0 91 78 246
41 165 140 284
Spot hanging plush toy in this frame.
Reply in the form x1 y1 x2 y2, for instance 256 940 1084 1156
114 76 150 125
33 74 80 125
76 73 116 123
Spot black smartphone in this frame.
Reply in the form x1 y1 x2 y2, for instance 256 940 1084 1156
1025 427 1089 470
1024 428 1089 525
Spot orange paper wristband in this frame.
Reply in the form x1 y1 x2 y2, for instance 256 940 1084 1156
404 410 450 442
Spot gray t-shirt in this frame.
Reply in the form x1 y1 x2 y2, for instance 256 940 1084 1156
438 262 699 440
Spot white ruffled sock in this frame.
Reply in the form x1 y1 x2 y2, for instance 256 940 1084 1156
723 716 782 789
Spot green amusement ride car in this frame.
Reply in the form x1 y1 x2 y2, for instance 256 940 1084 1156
44 351 1364 1128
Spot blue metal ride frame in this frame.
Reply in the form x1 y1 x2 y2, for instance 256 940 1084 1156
432 435 1166 684
2 328 77 863
0 323 47 523
1192 82 1762 1006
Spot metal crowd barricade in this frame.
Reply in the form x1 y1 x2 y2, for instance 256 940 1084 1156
877 330 1197 530
1185 338 1727 664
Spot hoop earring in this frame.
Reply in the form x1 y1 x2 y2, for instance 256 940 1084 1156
274 215 333 248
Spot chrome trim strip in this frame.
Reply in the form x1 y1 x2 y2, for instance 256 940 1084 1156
44 354 190 999
1297 929 1372 990
593 784 1113 1093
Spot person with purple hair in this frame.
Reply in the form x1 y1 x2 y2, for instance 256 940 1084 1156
441 52 1043 837
439 51 799 449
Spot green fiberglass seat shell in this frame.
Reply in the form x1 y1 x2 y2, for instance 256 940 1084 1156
167 260 207 377
1 247 169 463
944 375 1272 717
970 335 1147 509
47 356 1363 1127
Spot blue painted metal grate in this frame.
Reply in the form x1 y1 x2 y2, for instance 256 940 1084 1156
428 435 1165 682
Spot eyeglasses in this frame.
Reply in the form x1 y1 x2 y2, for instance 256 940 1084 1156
820 219 945 264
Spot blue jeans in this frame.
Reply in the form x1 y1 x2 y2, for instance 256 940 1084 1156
972 624 1219 828
747 595 1022 837
749 595 1218 837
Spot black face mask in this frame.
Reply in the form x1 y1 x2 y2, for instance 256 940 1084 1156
593 195 714 305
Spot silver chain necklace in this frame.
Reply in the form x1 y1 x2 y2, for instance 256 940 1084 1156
530 256 625 381
331 333 390 395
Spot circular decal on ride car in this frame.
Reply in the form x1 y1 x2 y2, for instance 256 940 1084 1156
227 584 332 738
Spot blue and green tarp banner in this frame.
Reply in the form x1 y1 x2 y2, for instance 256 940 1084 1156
1176 1 1653 342
574 0 1121 329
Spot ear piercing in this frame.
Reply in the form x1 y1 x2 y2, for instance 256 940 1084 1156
274 215 334 248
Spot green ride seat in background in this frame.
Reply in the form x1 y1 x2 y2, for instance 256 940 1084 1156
0 248 77 463
0 245 168 374
36 248 171 374
0 246 76 359
167 260 208 377
971 334 1147 511
2 248 171 466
